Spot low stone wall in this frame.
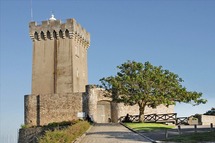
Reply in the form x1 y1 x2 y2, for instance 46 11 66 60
18 127 44 143
18 126 69 143
116 104 174 118
200 115 215 125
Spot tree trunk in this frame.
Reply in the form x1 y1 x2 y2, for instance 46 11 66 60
139 105 146 122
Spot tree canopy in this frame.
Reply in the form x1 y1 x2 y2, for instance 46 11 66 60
204 107 215 115
100 61 207 122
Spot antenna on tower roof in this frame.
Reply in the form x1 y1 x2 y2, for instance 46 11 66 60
30 0 33 21
49 11 56 21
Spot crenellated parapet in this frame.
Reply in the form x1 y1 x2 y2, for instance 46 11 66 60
29 18 90 47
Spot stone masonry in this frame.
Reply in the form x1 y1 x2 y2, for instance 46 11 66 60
25 17 90 126
24 16 174 127
25 93 87 126
29 18 90 94
86 85 174 123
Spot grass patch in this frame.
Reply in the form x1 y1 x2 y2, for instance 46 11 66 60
164 131 215 143
20 124 31 129
38 121 90 143
124 122 175 132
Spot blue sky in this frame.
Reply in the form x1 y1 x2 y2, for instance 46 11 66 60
0 0 215 142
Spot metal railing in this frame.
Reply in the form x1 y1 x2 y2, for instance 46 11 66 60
119 113 177 124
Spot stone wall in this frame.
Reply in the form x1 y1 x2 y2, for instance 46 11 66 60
86 85 174 123
86 85 111 122
116 104 174 119
25 85 175 126
29 18 90 94
18 127 44 143
25 93 87 126
18 126 69 143
199 115 215 125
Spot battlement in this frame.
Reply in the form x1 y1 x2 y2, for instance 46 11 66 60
29 18 90 47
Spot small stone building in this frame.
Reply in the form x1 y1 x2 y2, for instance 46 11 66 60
24 16 174 126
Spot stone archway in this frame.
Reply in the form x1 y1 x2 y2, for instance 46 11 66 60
97 101 111 123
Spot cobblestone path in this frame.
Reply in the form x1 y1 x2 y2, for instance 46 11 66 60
80 123 151 143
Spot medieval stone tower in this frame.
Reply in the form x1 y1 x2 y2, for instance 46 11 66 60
25 16 91 126
29 15 90 94
24 16 174 127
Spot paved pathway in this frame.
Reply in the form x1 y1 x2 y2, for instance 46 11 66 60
80 123 151 143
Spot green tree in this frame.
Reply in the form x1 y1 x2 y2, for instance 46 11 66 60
100 61 207 122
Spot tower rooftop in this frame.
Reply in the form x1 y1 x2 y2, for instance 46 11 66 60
29 18 90 47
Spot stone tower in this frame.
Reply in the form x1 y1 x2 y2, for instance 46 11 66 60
24 16 174 127
29 15 90 94
25 16 90 126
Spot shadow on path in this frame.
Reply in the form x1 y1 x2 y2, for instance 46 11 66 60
80 123 151 143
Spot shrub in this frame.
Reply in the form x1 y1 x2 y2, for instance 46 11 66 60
20 124 31 129
47 121 72 127
46 119 83 128
39 121 90 143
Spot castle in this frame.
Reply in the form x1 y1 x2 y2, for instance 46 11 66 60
24 15 174 126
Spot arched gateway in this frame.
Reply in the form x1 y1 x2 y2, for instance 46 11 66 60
97 101 111 123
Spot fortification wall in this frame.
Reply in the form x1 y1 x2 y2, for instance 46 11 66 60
200 115 215 125
116 104 174 118
86 85 111 122
86 85 174 123
25 93 87 126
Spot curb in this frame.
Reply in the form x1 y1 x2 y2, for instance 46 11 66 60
120 122 157 143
